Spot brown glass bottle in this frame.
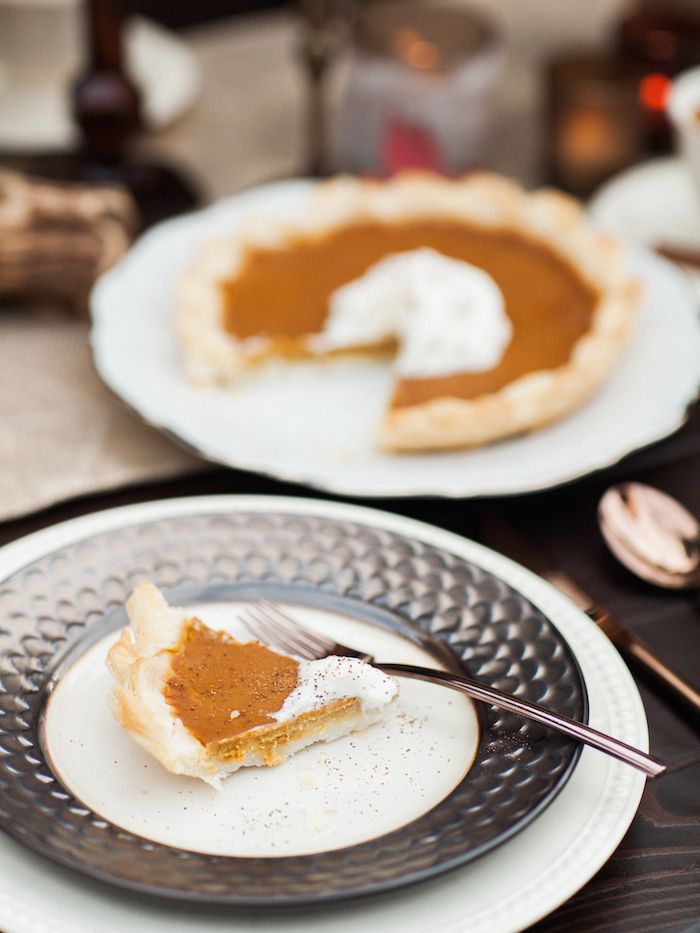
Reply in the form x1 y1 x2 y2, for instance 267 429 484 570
72 0 141 164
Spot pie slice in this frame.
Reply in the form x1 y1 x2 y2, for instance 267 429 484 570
107 582 398 786
177 172 640 451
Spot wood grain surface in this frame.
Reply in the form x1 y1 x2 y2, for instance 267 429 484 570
1 404 699 931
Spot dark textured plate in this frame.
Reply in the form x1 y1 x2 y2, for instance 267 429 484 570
0 510 586 905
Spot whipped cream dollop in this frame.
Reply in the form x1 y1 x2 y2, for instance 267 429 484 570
321 248 512 378
270 656 398 721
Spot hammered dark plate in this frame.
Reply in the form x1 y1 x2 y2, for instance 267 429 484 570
0 510 586 905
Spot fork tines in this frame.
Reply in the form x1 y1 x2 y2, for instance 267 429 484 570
241 599 334 660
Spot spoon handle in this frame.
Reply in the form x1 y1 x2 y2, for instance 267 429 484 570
548 572 700 716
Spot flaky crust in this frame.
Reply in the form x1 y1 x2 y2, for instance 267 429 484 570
107 581 225 785
177 172 640 451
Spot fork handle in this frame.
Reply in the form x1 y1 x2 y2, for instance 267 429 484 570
375 663 666 778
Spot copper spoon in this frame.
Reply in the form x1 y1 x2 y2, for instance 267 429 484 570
599 482 700 589
598 482 700 714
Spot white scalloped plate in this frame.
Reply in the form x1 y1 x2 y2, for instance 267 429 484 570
0 495 648 933
90 178 700 499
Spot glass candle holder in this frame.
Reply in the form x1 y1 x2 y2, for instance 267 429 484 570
545 53 643 198
326 0 503 177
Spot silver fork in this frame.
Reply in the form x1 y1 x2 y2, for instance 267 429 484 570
240 599 666 779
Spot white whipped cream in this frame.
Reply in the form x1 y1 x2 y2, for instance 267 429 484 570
321 248 512 378
271 656 398 721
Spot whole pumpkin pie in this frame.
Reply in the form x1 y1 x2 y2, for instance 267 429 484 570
177 173 640 451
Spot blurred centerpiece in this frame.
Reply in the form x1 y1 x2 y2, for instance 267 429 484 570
326 0 503 177
0 0 200 231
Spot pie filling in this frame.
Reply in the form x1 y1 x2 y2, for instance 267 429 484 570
164 619 299 747
221 219 600 406
163 618 398 750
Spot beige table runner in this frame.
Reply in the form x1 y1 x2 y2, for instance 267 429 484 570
0 311 202 522
0 15 308 524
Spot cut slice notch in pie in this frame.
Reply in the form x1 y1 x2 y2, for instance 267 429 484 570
178 172 640 451
107 581 398 786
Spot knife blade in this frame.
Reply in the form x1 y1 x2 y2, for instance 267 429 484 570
543 568 700 714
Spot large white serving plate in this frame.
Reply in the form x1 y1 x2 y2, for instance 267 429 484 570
0 495 649 933
91 179 700 497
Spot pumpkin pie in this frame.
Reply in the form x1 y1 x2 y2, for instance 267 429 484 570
177 172 640 451
107 582 398 786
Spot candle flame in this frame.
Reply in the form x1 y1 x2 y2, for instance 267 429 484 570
639 73 671 112
391 29 440 71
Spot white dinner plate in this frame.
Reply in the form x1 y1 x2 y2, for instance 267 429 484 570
44 610 480 860
590 156 700 292
90 178 700 499
0 495 648 933
590 157 700 248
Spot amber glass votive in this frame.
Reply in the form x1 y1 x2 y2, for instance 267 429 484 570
545 54 643 198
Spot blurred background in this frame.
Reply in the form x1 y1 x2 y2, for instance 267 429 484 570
1 0 700 238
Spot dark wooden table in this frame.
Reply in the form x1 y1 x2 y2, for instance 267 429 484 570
2 402 699 931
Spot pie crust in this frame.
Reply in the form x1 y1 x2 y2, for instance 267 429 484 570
177 172 640 451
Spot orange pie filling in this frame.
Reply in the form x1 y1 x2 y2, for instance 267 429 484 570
161 617 376 767
164 619 300 747
220 219 600 408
